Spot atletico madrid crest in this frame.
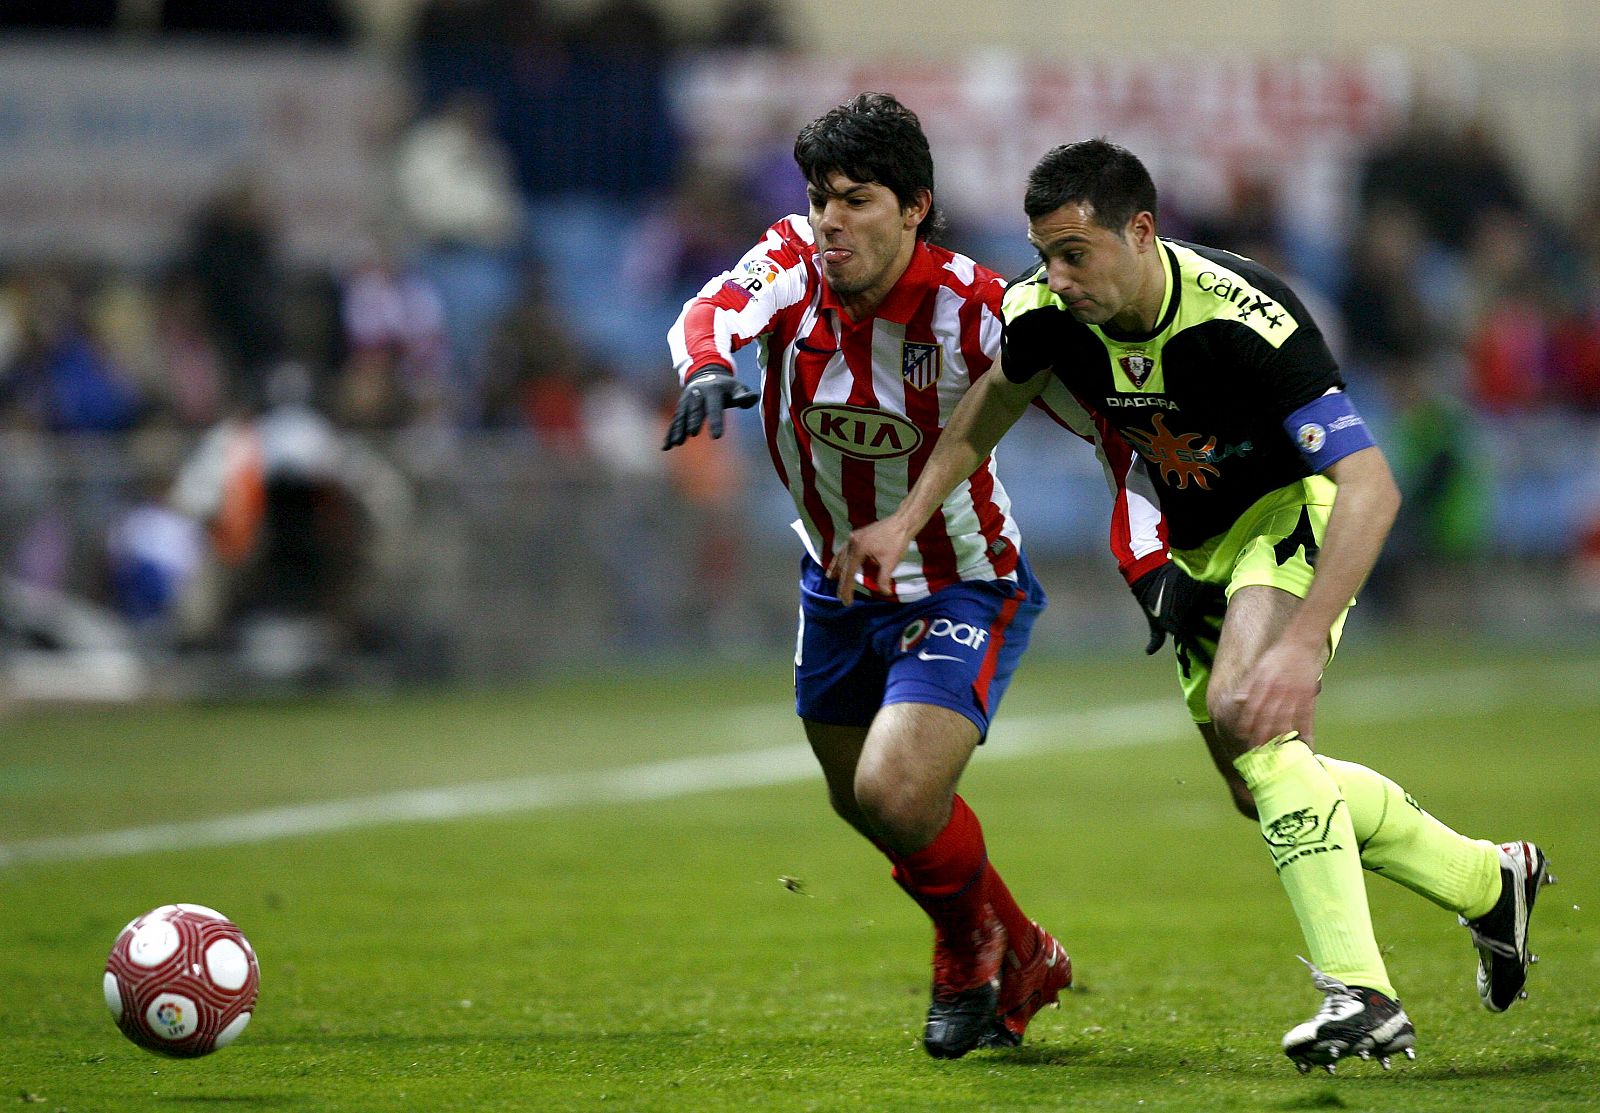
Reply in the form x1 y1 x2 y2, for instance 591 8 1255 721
1119 352 1155 388
901 342 942 390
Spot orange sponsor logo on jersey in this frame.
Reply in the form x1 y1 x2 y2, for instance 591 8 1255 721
1122 412 1221 490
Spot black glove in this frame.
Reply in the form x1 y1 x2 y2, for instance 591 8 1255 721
1130 562 1226 659
662 364 758 449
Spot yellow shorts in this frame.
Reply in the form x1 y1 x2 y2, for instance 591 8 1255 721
1167 476 1350 723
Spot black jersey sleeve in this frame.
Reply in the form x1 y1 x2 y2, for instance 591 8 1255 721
999 265 1058 384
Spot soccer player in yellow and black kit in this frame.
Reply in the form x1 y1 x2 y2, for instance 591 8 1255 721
830 138 1553 1072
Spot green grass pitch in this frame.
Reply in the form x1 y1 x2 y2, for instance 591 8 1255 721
2 640 1596 1111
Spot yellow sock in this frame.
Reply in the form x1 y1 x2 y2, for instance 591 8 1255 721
1234 734 1394 997
1317 756 1502 919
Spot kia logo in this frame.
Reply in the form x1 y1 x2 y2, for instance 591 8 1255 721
799 405 923 460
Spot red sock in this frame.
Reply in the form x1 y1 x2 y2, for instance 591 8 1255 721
984 862 1038 964
890 795 991 941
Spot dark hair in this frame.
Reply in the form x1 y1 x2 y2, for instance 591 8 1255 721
1023 138 1158 234
793 92 945 241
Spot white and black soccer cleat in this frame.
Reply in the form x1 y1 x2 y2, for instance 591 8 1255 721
1461 840 1553 1012
1283 959 1416 1074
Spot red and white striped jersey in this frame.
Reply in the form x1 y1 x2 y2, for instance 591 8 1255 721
669 215 1166 600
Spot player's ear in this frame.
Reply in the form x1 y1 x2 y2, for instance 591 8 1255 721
1127 211 1157 251
904 188 933 230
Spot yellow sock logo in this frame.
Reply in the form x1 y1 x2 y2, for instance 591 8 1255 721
1263 800 1346 873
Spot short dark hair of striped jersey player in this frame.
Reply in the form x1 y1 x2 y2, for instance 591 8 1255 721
664 92 941 450
792 91 947 244
1022 138 1222 656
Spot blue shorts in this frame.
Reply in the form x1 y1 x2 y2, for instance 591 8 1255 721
793 553 1046 739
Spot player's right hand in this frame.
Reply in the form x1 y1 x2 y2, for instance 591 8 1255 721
827 516 915 605
662 364 758 449
1130 561 1225 660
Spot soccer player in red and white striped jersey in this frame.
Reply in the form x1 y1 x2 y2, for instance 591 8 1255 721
662 93 1161 1057
666 170 1165 602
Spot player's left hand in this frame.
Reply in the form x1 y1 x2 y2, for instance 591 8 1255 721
1130 562 1225 659
662 364 758 449
1234 638 1324 746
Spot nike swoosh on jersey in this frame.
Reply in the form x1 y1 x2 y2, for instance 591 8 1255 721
916 649 964 662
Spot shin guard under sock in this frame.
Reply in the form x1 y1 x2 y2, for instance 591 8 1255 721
1235 734 1394 997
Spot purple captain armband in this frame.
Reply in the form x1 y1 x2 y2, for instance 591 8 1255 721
1283 389 1375 471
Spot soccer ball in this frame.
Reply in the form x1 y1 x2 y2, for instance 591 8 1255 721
103 904 260 1058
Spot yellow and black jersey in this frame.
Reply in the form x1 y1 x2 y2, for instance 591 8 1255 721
1001 239 1343 549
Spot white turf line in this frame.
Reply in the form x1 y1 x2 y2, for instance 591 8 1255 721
3 661 1596 867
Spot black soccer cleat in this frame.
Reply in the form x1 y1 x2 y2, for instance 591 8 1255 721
1461 840 1553 1012
924 981 1002 1059
1283 959 1416 1073
922 910 1005 1060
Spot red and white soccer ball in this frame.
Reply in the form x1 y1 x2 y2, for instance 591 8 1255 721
103 904 260 1058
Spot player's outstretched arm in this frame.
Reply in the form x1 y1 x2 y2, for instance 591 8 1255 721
827 363 1045 603
662 363 758 449
1234 445 1400 743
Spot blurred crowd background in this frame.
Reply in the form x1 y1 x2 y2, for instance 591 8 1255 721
3 0 1599 699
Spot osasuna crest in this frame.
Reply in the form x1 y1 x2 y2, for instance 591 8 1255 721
901 342 942 391
1119 352 1155 388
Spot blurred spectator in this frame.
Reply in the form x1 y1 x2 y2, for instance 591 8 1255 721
702 0 795 48
395 91 523 252
9 504 71 594
1339 203 1446 383
1387 365 1493 561
413 0 520 45
171 362 413 679
179 178 289 411
479 277 588 444
393 90 525 418
105 484 206 635
1549 302 1600 412
1574 502 1600 614
0 267 143 434
160 0 352 41
1365 361 1494 623
1461 212 1556 413
1551 149 1600 411
334 240 453 430
622 164 764 307
565 0 675 54
150 274 229 429
1357 103 1529 254
0 1 117 30
1188 173 1285 263
736 110 809 221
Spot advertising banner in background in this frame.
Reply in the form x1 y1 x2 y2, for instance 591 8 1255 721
671 51 1415 244
0 44 398 266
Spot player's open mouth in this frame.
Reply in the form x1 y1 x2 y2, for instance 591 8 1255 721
822 248 852 264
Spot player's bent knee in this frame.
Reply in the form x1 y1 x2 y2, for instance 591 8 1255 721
853 774 943 851
1204 686 1243 737
826 786 869 830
